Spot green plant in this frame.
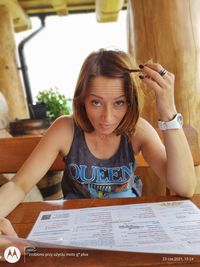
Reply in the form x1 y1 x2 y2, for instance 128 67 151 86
36 88 72 121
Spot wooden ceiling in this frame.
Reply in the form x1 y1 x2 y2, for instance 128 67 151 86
0 0 127 32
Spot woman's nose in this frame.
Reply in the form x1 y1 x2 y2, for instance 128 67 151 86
101 106 113 122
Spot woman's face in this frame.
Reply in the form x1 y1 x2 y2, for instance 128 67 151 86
84 76 128 135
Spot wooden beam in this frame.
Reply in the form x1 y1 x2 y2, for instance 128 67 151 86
96 0 125 22
0 5 29 119
0 0 31 32
50 0 68 16
19 0 95 14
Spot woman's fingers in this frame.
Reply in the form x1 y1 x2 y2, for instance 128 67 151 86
143 62 162 71
139 63 174 93
0 218 18 237
139 62 177 119
0 219 31 256
140 75 162 94
142 64 169 88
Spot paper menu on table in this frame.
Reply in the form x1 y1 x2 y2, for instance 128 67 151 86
27 200 200 255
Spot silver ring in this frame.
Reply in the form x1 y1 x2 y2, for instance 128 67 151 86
159 68 168 77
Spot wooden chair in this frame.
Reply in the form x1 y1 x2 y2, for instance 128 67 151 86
0 125 199 196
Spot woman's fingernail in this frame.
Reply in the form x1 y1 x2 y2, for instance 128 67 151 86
139 75 144 79
139 64 144 69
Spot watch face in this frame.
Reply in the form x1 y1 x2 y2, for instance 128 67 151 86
177 114 183 126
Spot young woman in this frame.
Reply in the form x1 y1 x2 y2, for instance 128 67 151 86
0 49 196 236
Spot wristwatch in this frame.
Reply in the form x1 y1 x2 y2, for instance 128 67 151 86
157 113 183 131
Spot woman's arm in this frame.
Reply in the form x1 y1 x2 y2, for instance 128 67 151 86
0 116 73 217
0 182 26 218
135 119 196 197
162 127 196 197
135 63 196 197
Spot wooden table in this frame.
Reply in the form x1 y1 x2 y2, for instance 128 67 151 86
2 195 200 266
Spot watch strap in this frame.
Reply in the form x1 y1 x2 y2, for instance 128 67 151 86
157 114 183 131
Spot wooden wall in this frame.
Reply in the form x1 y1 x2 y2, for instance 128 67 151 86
127 0 200 195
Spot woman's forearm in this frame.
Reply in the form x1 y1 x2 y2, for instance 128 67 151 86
0 181 25 217
163 128 196 197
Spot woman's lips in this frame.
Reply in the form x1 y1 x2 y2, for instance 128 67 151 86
100 123 113 129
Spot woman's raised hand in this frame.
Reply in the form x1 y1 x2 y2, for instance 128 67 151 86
139 63 177 121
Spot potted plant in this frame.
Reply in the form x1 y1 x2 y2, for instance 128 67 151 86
36 87 72 121
29 102 49 119
9 88 72 136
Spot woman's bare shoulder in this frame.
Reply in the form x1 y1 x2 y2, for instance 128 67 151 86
53 115 74 129
43 115 74 155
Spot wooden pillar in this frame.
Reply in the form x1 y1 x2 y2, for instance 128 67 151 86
127 0 200 195
0 5 29 120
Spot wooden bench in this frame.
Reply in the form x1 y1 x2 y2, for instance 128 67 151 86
0 135 65 200
0 135 64 174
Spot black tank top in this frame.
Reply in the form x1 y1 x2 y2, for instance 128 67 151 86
61 123 142 199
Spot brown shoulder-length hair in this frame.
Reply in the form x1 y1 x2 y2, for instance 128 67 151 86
73 49 140 138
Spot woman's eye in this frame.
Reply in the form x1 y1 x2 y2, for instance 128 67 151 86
115 100 125 107
91 100 101 106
